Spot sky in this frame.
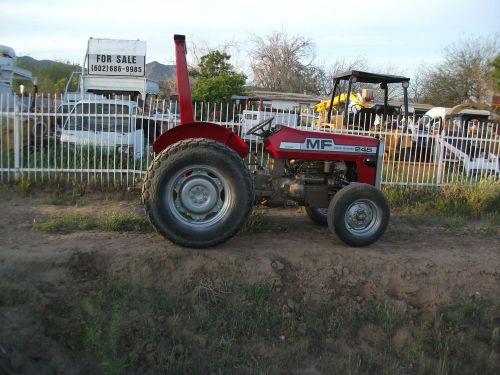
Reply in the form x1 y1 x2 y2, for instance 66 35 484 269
1 0 499 79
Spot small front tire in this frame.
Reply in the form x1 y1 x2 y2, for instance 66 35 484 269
327 183 389 247
304 207 328 226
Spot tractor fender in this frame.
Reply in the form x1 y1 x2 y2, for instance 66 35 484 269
152 122 249 158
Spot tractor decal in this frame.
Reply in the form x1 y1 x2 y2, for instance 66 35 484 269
279 138 377 154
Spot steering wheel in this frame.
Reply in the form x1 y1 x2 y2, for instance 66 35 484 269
246 116 275 137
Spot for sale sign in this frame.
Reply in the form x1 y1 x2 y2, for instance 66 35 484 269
87 38 146 77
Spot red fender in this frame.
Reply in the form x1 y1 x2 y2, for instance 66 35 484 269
152 122 249 158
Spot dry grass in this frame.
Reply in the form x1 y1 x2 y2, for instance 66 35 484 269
44 272 497 375
33 214 153 233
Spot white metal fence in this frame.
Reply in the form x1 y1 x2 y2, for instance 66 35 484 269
1 93 499 187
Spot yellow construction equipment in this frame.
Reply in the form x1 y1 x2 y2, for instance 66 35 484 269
312 92 366 130
314 70 414 160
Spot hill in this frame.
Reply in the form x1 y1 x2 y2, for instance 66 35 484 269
17 56 81 93
17 56 78 71
18 57 176 81
15 56 175 93
145 61 176 81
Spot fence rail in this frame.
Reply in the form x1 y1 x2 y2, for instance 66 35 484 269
1 94 498 187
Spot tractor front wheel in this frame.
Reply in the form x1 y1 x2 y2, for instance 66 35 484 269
142 138 254 248
304 207 328 226
327 183 389 247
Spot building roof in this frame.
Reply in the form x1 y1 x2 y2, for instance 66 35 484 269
244 89 324 104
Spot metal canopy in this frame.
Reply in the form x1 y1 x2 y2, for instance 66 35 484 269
332 70 410 84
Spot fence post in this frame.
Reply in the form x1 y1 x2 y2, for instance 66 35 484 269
13 96 20 181
436 135 444 186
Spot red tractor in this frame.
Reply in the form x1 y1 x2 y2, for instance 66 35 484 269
142 35 389 248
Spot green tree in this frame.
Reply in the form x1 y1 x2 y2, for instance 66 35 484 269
490 55 500 92
190 51 246 102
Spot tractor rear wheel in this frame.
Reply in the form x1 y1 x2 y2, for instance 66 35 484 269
327 183 389 247
304 207 328 226
142 138 254 248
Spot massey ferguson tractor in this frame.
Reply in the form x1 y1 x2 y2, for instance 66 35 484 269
141 35 389 248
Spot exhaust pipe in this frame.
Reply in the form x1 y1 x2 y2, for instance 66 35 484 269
174 34 194 125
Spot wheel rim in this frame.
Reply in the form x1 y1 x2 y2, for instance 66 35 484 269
165 165 231 228
344 199 382 236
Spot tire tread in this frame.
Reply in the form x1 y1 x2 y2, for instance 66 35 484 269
142 138 254 248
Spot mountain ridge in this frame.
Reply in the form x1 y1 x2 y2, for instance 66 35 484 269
17 56 176 81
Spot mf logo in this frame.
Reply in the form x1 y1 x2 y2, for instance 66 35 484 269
305 138 334 150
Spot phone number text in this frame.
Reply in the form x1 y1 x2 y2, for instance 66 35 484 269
90 65 143 73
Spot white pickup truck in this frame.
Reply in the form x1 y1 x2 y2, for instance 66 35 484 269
60 99 145 159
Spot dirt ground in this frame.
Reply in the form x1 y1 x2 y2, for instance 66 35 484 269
0 185 499 374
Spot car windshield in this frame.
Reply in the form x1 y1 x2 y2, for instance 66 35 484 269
65 103 131 132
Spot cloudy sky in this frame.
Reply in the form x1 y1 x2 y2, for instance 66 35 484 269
1 0 499 78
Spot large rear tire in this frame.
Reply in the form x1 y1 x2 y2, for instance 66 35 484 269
327 183 389 247
304 207 328 226
142 138 254 248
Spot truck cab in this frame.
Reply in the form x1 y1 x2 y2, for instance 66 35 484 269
60 99 145 159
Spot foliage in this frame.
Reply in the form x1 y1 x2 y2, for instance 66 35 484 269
190 51 233 79
33 214 153 233
15 58 81 94
192 73 246 103
490 55 500 92
249 31 402 99
0 280 32 307
18 143 151 172
16 176 32 196
314 57 367 96
53 75 78 94
158 78 177 99
46 272 500 375
418 34 499 107
241 209 268 233
383 178 500 220
250 31 320 94
190 50 246 102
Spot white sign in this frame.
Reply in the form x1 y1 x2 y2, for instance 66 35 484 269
87 39 146 77
88 54 145 76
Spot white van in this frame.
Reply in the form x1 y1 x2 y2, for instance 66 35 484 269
60 99 144 159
